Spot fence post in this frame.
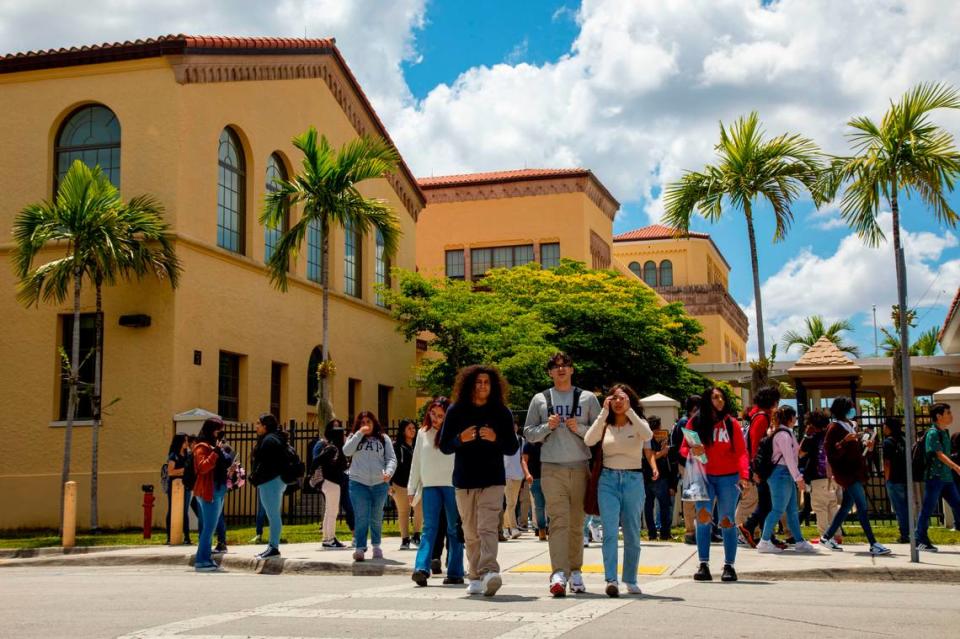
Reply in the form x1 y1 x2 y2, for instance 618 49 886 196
62 480 77 548
170 479 185 545
288 419 297 516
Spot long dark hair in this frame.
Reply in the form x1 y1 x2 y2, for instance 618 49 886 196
605 383 643 425
168 432 188 457
422 397 450 449
258 413 280 433
693 386 730 446
353 410 383 438
398 419 417 445
829 396 854 421
198 417 224 445
324 419 345 449
451 364 509 408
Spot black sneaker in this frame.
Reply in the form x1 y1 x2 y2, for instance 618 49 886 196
693 562 712 581
684 534 697 545
431 558 442 575
322 538 346 549
256 546 281 560
214 542 227 553
721 564 737 582
443 576 465 585
400 537 411 551
412 532 422 546
411 570 429 587
918 541 939 553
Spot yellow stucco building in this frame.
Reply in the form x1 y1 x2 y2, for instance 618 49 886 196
612 224 748 363
0 35 422 528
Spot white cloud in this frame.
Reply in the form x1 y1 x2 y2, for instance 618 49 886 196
742 213 960 359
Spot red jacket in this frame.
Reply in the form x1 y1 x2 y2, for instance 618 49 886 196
681 415 750 479
192 442 219 502
747 407 770 460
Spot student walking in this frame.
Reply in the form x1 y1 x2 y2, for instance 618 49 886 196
523 352 601 597
915 403 960 552
680 387 749 582
408 398 465 586
313 419 348 549
440 365 519 597
738 386 782 548
800 410 840 542
503 421 525 539
672 395 700 544
643 416 677 541
165 433 192 545
192 417 230 572
344 411 397 561
820 397 891 555
392 419 423 550
250 413 287 560
584 384 655 597
756 406 818 554
521 440 548 540
881 417 911 543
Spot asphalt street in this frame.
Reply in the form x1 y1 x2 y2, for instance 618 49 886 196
1 565 957 639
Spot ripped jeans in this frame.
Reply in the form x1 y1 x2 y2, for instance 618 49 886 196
694 472 740 565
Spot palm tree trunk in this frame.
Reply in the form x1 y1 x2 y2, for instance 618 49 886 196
744 202 768 393
318 218 334 426
89 280 103 532
60 266 82 535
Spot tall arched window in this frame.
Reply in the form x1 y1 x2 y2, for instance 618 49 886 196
659 260 673 287
628 261 642 278
264 153 288 264
217 128 246 254
642 261 658 287
55 104 121 192
307 346 322 405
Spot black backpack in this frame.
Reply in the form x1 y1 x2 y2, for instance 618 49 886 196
281 439 306 488
752 427 792 482
542 387 583 424
182 451 197 491
912 429 946 481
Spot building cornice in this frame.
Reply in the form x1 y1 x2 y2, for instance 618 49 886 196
656 284 749 341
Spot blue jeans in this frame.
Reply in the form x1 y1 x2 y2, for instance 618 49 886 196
694 473 740 565
885 481 910 540
255 498 267 536
644 478 673 538
257 475 286 549
416 486 464 578
762 466 804 542
530 478 547 530
917 478 960 543
824 481 876 544
598 468 645 584
195 485 225 568
350 480 390 550
195 493 226 545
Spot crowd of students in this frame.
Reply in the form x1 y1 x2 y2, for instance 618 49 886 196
165 351 960 592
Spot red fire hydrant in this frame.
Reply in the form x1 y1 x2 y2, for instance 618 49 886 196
142 484 155 539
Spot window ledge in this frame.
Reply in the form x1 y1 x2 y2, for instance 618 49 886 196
49 420 96 428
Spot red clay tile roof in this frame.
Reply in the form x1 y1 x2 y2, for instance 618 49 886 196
613 224 709 242
418 168 592 188
938 287 960 342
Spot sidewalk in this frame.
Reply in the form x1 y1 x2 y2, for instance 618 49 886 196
2 533 959 582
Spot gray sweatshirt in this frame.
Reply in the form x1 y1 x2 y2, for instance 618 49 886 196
344 431 398 486
523 387 601 466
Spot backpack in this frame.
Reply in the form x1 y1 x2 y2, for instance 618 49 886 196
542 387 583 423
752 427 792 482
280 439 306 487
182 451 197 491
301 436 322 494
912 429 946 481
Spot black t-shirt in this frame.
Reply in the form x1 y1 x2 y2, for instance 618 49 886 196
439 401 520 489
882 435 907 484
522 441 542 479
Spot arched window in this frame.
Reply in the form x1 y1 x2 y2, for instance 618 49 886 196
628 261 642 278
55 104 120 192
307 346 322 406
659 260 673 287
642 261 658 287
217 128 246 254
264 153 288 264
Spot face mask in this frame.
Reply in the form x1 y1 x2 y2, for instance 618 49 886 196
846 408 857 420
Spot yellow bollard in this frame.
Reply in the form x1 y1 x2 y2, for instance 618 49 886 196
62 481 77 548
170 479 185 545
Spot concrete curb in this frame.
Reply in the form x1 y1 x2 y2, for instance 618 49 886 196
735 566 960 584
0 545 134 559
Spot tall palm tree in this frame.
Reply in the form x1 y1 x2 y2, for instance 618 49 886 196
261 129 401 426
829 82 960 561
12 160 180 530
663 112 825 389
781 315 861 357
911 326 941 357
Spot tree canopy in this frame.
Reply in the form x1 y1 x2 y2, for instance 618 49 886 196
383 260 708 410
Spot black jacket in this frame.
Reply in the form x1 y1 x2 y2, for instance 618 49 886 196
312 439 347 485
251 431 286 486
439 401 519 489
392 439 415 487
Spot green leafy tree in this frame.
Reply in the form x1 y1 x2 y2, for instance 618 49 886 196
911 326 941 357
383 260 708 410
781 315 861 357
663 112 825 392
261 129 401 426
12 160 180 530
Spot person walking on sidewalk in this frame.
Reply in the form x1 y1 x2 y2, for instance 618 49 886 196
409 398 465 587
521 440 548 540
680 387 749 583
800 410 841 543
392 419 423 550
192 417 230 572
672 395 700 544
643 416 677 541
881 417 911 544
756 406 818 555
503 421 525 539
820 397 891 555
738 386 782 549
344 411 397 562
440 365 519 597
250 413 287 560
585 384 655 597
313 419 348 549
523 352 601 597
915 403 960 552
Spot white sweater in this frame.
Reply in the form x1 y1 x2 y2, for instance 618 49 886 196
407 427 455 494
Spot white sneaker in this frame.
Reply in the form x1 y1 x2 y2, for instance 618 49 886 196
481 572 502 596
569 570 586 593
756 539 783 554
590 524 603 542
869 543 892 556
819 536 843 551
466 580 483 595
583 535 590 548
794 540 818 554
510 527 522 539
624 582 642 595
549 571 567 597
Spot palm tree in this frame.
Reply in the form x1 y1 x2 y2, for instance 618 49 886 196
829 82 960 560
12 160 180 531
781 315 861 357
261 129 401 426
664 112 825 390
911 326 941 356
